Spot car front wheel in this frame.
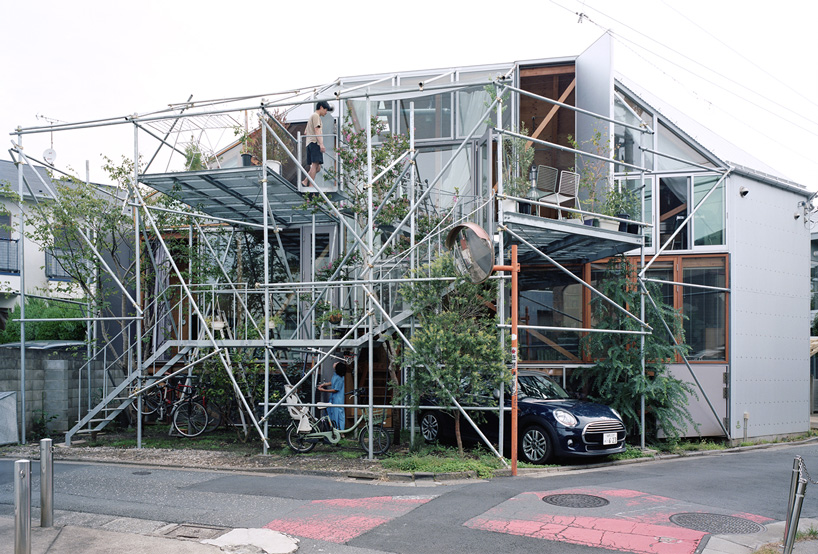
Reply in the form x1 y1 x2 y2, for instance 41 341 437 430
420 412 440 443
520 425 553 464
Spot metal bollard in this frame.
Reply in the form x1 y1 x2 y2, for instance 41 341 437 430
40 438 53 527
784 455 802 541
784 477 809 554
14 459 31 554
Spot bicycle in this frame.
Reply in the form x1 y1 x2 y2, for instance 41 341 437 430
132 377 209 438
285 387 391 455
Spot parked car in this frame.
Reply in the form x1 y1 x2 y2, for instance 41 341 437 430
418 371 626 464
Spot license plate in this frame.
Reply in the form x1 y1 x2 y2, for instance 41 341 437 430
603 432 617 445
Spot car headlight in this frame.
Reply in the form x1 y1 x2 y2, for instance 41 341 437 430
553 409 578 427
611 408 622 421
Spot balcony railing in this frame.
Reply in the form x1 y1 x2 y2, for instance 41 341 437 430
0 238 19 273
45 250 72 280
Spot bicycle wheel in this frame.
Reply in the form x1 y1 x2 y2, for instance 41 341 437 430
286 424 316 453
133 387 161 416
172 401 208 437
358 425 391 455
203 402 223 433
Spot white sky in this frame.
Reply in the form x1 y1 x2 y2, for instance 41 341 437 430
2 0 816 189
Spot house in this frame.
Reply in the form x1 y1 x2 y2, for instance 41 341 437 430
9 34 810 448
0 160 78 328
0 158 137 439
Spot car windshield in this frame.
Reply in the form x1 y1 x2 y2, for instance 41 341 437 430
517 374 570 400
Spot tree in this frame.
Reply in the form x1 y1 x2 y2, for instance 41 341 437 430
398 254 509 455
572 256 696 442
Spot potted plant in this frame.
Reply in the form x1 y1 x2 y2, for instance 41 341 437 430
501 126 535 214
327 309 343 325
601 185 640 233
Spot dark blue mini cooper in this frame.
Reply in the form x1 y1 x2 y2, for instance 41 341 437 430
419 371 627 464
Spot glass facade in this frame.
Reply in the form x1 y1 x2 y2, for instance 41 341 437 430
693 175 725 246
682 257 727 360
398 74 453 141
520 255 727 364
518 267 584 362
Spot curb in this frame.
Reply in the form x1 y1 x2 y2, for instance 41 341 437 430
5 435 818 483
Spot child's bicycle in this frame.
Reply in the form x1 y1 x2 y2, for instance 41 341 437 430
285 387 391 455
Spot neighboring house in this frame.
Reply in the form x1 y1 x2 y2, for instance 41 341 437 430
0 160 77 328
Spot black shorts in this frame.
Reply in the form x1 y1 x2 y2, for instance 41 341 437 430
306 142 323 165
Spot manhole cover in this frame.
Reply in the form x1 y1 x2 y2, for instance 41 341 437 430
543 494 610 508
132 471 152 475
669 513 764 534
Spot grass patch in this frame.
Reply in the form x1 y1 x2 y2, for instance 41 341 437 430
797 525 818 541
654 438 727 454
381 444 506 479
609 445 651 461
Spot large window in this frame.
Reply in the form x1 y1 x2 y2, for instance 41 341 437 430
518 266 583 362
693 175 725 246
398 74 452 141
519 255 728 364
614 92 654 171
683 257 727 360
659 176 689 250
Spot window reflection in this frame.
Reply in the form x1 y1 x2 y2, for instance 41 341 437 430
693 176 725 246
683 258 726 361
659 177 688 250
518 268 583 362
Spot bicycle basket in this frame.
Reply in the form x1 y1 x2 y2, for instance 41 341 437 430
370 408 386 424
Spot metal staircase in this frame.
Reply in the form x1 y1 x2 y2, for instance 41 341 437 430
64 342 192 445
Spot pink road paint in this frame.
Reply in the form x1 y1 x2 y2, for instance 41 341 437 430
465 487 773 554
265 495 433 544
466 514 705 554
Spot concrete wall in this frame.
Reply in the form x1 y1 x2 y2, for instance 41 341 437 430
728 173 811 440
0 347 105 441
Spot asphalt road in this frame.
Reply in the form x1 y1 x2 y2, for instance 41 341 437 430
2 442 818 554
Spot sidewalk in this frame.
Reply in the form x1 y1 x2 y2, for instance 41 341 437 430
3 509 818 554
0 507 299 554
702 517 818 554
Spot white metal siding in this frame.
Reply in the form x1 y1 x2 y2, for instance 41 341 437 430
729 173 810 439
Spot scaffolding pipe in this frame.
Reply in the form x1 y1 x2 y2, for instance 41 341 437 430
16 130 26 445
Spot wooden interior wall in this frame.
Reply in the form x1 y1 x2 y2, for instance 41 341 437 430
519 65 577 173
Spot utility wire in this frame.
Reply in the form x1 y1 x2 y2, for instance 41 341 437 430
548 0 818 134
658 0 818 112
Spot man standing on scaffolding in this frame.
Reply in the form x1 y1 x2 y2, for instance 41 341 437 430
302 100 334 187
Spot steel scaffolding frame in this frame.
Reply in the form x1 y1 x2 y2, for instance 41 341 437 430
8 65 732 459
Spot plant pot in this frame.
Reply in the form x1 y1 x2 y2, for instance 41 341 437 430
328 313 343 324
584 218 599 227
241 153 253 167
501 199 517 214
617 213 630 233
598 219 619 231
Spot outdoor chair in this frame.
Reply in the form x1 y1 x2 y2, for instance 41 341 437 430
541 170 580 218
535 165 559 198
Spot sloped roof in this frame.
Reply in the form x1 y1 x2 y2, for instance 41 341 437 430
0 159 53 199
615 74 808 195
